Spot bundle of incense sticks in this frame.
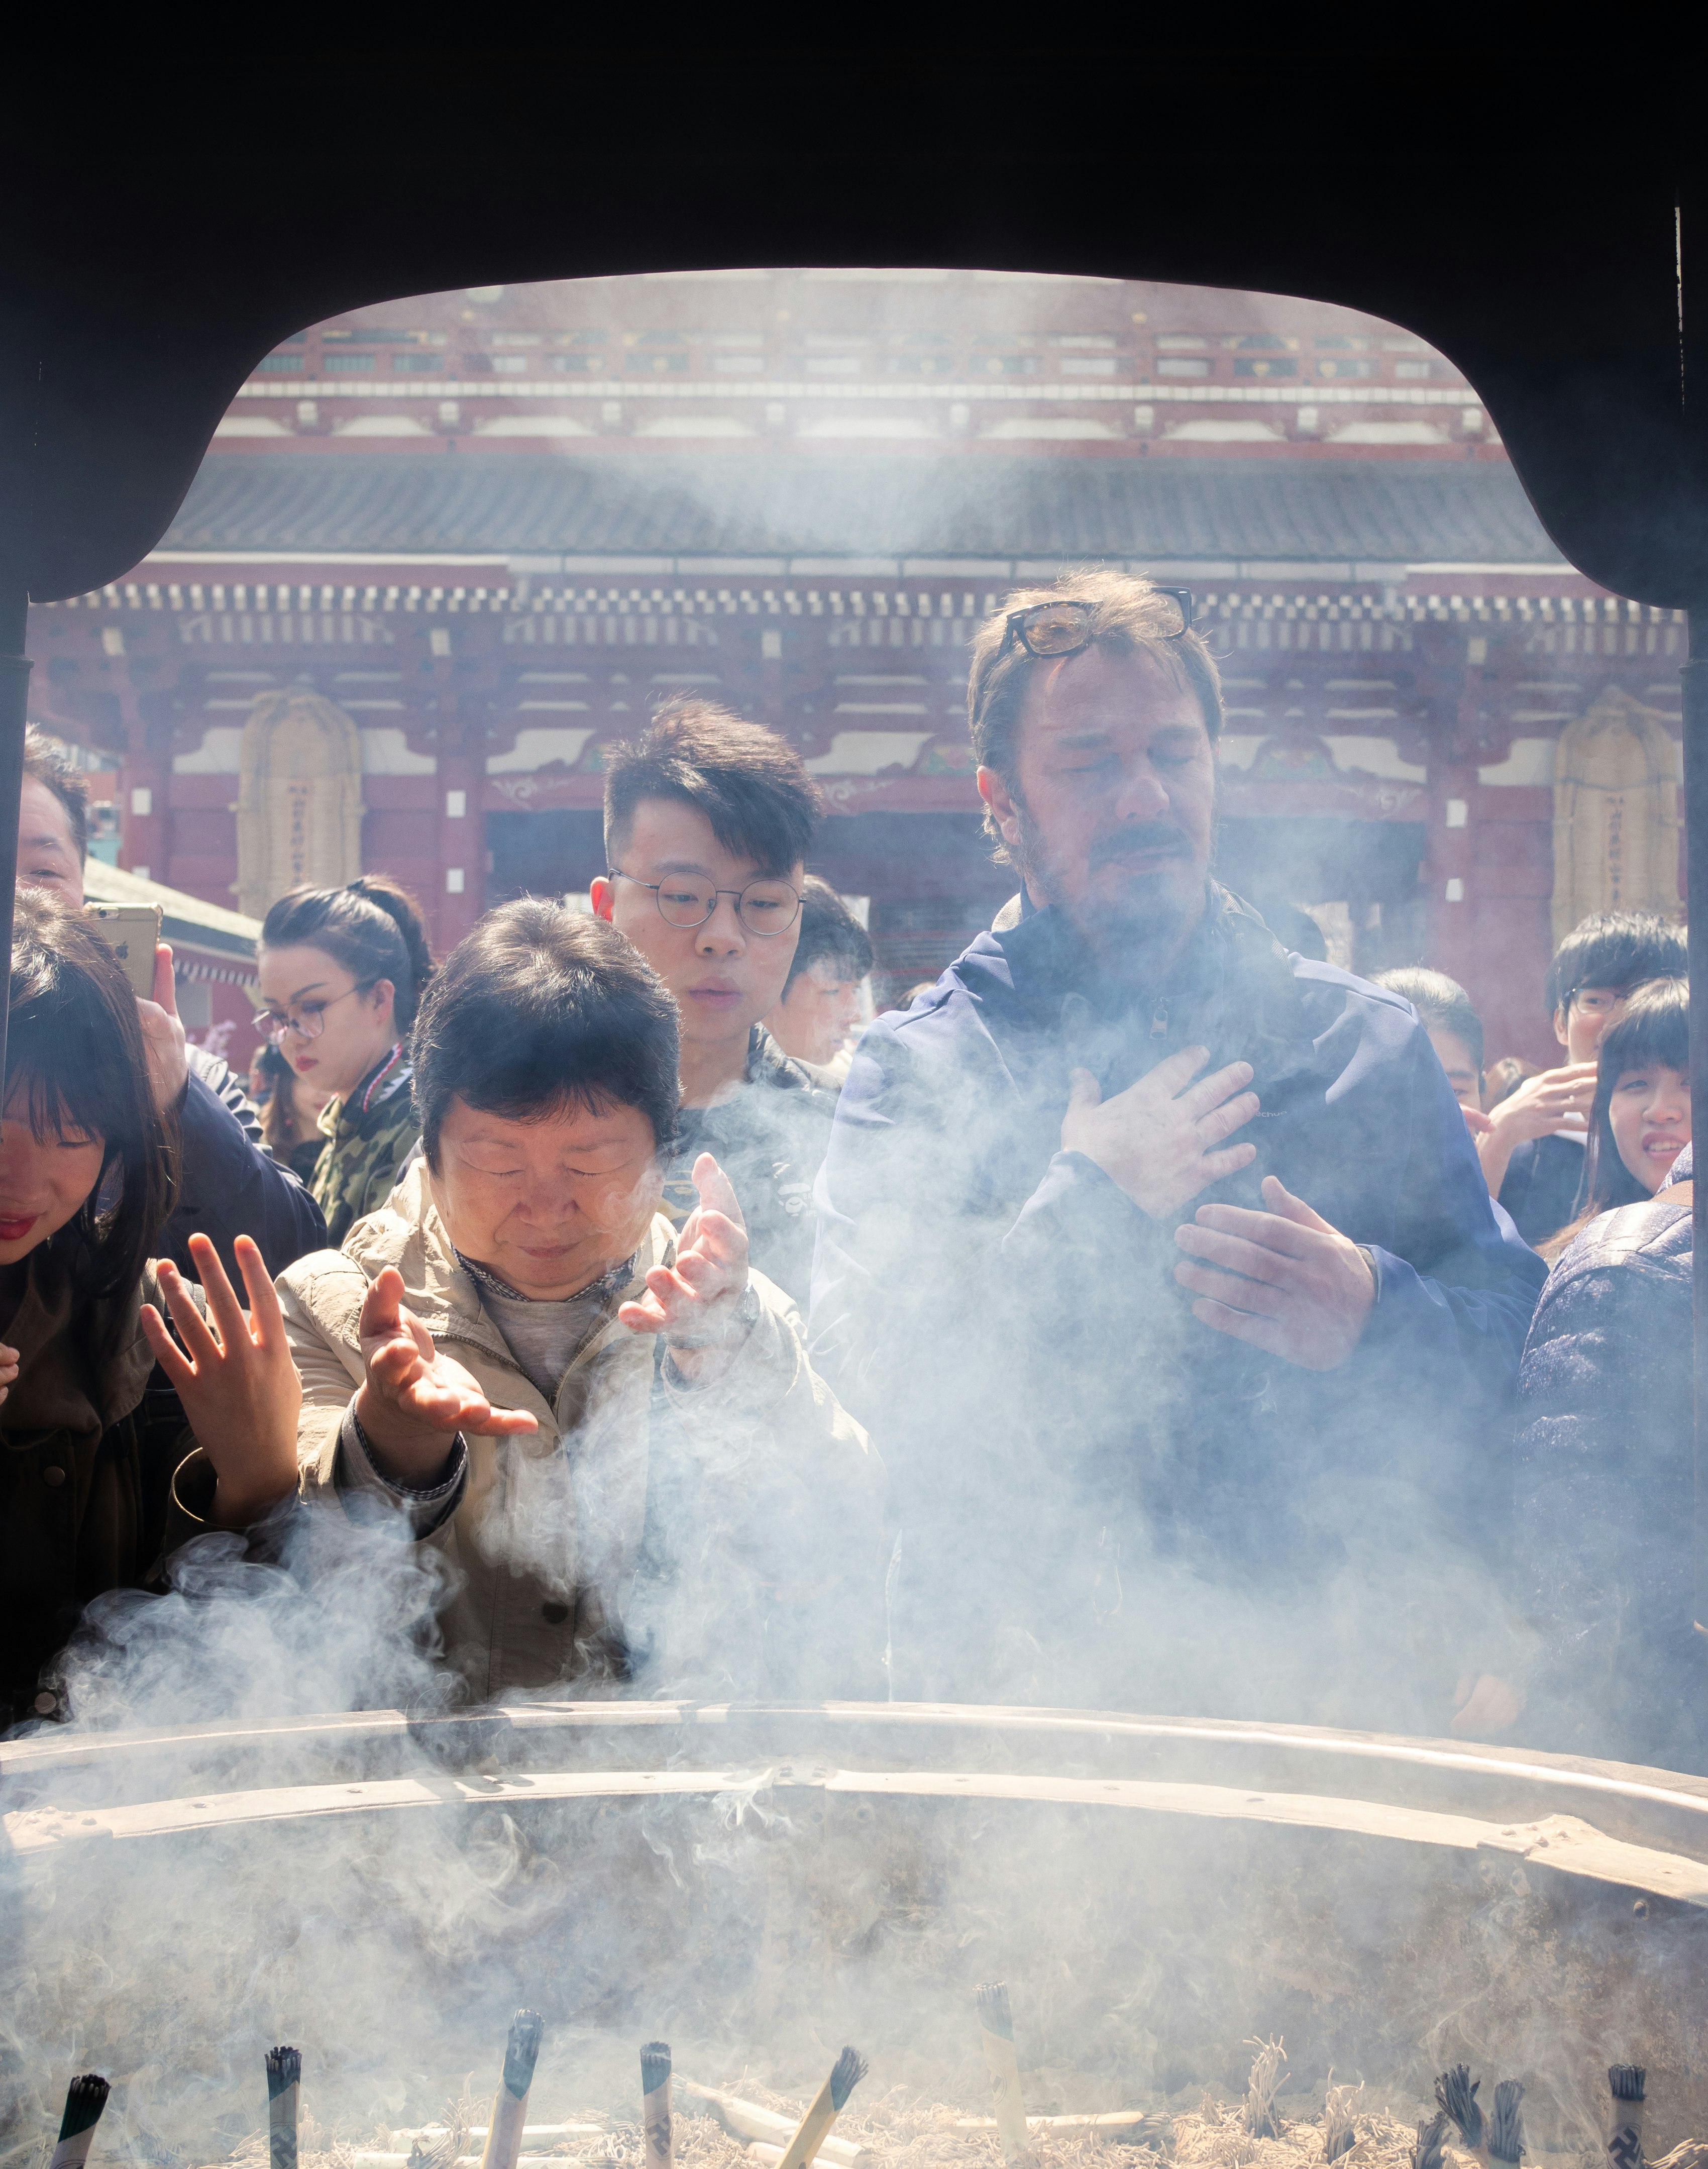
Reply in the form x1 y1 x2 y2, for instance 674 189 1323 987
267 2049 301 2169
1436 2068 1485 2164
642 2043 674 2169
1324 2079 1364 2163
1488 2083 1526 2168
773 2049 869 2169
49 2076 111 2169
1609 2068 1648 2169
1244 2038 1288 2142
975 1984 1031 2168
480 2011 544 2169
675 2081 866 2167
1413 2110 1449 2169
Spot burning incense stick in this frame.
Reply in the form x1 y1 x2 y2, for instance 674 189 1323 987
975 1984 1031 2167
774 2049 868 2169
1324 2079 1364 2162
1413 2111 1449 2169
1436 2068 1484 2162
676 2082 867 2167
49 2076 110 2169
1244 2037 1288 2141
481 2011 544 2169
267 2048 301 2169
642 2043 674 2169
1488 2083 1525 2168
1609 2067 1648 2169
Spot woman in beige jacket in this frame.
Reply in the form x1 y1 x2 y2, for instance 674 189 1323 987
272 899 886 1703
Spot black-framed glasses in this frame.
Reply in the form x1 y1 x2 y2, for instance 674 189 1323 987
998 588 1194 661
608 869 802 937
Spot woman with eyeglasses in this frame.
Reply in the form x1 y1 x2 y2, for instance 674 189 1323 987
255 876 436 1248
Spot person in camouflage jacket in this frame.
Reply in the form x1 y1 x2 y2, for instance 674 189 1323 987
255 875 436 1252
308 1044 420 1248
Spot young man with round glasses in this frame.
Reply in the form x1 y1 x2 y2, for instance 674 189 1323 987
809 567 1549 1731
591 701 837 1306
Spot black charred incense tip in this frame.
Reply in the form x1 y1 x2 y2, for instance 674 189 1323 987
829 2048 869 2115
640 2043 672 2097
1489 2082 1525 2165
1413 2111 1448 2169
503 2010 544 2101
1435 2068 1483 2150
265 2051 301 2101
975 1984 1014 2040
58 2077 111 2142
1609 2069 1647 2105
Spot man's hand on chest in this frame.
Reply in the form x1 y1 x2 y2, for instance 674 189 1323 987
1170 1174 1376 1372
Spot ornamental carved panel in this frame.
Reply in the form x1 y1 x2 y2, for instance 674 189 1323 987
1551 685 1681 945
235 689 365 921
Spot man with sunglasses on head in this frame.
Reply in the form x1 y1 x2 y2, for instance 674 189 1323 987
591 701 836 1307
810 569 1547 1727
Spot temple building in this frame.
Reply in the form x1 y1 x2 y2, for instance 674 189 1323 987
25 268 1682 1067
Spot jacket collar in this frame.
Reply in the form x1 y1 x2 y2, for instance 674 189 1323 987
965 882 1323 1102
1 1235 155 1444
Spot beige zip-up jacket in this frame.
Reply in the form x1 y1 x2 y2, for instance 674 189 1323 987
276 1161 886 1701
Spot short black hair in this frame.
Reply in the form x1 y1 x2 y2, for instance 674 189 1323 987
603 697 821 877
412 900 680 1168
782 876 874 998
22 727 91 862
1544 911 1687 1020
1372 966 1484 1078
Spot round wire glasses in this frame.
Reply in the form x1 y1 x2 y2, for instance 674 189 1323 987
607 870 802 937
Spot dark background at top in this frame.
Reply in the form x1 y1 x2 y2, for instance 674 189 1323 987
0 49 1703 618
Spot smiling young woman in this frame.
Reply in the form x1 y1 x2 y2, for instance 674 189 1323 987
0 893 301 1724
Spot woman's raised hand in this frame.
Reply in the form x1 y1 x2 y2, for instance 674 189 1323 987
353 1264 537 1487
0 1341 18 1409
141 1232 300 1529
619 1153 752 1384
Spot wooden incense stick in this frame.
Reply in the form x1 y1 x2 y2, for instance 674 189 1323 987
774 2049 868 2169
676 2082 866 2167
266 2048 301 2169
976 1985 1030 2168
1609 2068 1647 2169
481 2011 544 2169
1488 2083 1525 2169
642 2043 674 2169
948 2114 1167 2141
49 2076 110 2169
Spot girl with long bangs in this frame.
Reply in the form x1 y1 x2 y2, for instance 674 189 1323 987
1536 977 1690 1261
0 894 301 1724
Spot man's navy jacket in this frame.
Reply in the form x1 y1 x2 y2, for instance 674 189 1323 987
809 885 1547 1708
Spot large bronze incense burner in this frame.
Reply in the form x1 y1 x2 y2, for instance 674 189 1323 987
5 1704 1707 2155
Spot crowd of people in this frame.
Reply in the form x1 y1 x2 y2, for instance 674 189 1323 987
0 566 1696 1769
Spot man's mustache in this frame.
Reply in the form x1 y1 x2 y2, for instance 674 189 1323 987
1090 824 1193 868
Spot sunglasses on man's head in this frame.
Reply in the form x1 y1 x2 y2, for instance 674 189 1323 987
996 589 1194 662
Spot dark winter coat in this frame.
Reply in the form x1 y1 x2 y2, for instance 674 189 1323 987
1498 1132 1587 1248
810 884 1548 1717
0 1238 200 1725
168 1047 327 1282
666 1026 838 1309
1513 1179 1701 1771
